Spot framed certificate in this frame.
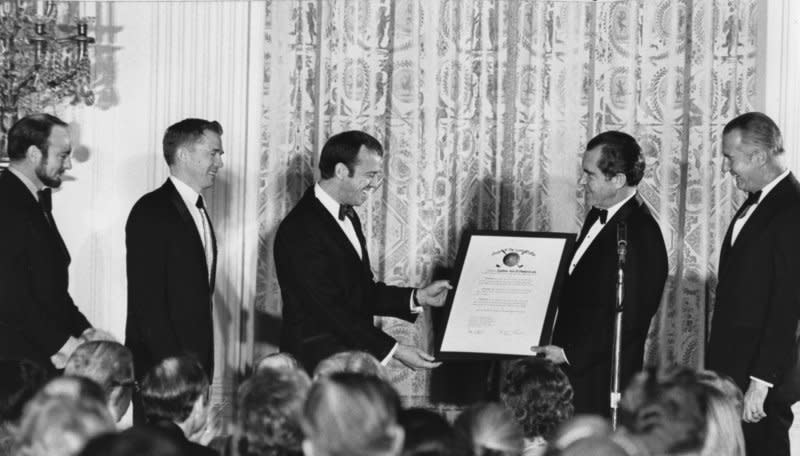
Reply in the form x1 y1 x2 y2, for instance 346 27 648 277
437 231 575 360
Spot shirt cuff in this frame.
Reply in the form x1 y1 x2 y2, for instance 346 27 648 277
381 343 399 365
750 376 774 388
410 290 424 314
51 335 84 369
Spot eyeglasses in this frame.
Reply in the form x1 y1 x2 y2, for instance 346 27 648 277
112 379 140 393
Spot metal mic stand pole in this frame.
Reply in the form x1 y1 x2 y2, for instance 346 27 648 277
611 223 627 430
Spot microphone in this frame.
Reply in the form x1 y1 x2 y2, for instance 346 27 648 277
617 222 628 267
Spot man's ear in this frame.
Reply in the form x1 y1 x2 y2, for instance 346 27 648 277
26 145 43 164
334 162 350 179
751 148 768 166
612 173 627 189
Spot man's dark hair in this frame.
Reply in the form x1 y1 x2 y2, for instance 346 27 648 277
501 358 574 440
6 113 68 160
162 118 223 166
78 428 183 456
586 131 645 186
399 407 466 456
236 367 310 456
140 356 209 423
723 111 784 156
318 130 383 179
0 359 52 422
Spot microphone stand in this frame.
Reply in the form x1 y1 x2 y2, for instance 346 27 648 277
611 221 627 430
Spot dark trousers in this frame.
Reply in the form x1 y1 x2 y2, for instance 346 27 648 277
742 395 794 456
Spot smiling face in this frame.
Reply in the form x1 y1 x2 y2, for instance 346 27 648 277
338 146 384 207
179 130 224 192
34 125 72 188
581 146 624 209
722 129 763 193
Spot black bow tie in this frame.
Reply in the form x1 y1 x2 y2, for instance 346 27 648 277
195 195 206 210
37 188 52 213
338 204 355 221
736 190 762 219
589 207 608 225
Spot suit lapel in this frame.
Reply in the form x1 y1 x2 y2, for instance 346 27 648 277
719 174 796 279
303 188 365 266
163 180 212 283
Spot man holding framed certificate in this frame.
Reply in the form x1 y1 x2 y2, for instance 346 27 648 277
534 131 668 417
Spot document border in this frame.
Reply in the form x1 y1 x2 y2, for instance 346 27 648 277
436 230 575 361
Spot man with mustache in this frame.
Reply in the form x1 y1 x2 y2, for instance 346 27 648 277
125 118 223 407
274 130 451 372
0 114 96 370
707 112 800 456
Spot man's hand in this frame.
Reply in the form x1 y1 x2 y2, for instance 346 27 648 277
743 379 769 423
415 280 453 307
393 344 442 370
529 345 568 364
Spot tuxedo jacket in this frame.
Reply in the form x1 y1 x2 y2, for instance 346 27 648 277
0 170 91 365
125 179 216 379
274 186 415 372
708 173 800 401
552 196 668 415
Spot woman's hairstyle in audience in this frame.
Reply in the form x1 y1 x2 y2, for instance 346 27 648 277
38 376 108 407
78 428 183 456
501 358 574 440
236 366 311 456
617 365 710 455
64 341 136 422
696 370 745 456
399 407 466 456
453 402 524 456
140 356 209 424
313 350 389 381
0 359 51 423
14 395 115 456
302 372 403 456
255 352 302 373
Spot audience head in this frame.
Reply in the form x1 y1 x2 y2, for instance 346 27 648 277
696 370 745 456
722 112 786 193
398 407 464 456
453 402 524 456
0 359 51 424
38 375 108 406
313 350 389 381
64 340 135 422
162 118 224 191
78 428 184 456
14 395 115 456
236 366 311 456
6 113 72 188
501 358 574 441
318 131 384 207
545 415 613 455
617 365 710 455
255 352 302 373
302 372 403 456
140 356 209 437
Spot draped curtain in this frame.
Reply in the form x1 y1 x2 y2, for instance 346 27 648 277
257 0 758 403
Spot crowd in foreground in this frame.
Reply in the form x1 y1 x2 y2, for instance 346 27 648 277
0 341 745 456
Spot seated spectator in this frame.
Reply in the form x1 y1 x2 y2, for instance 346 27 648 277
696 370 744 456
616 365 711 455
313 350 389 381
302 372 404 456
64 340 136 422
453 402 524 456
255 352 302 373
232 366 311 456
501 359 574 455
79 428 184 456
398 407 466 456
139 356 217 456
0 359 51 456
14 395 115 456
37 375 108 408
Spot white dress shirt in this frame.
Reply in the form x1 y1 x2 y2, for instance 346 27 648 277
169 176 214 280
569 191 637 275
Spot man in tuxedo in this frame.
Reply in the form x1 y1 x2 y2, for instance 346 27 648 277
0 114 95 370
274 130 451 372
534 131 668 416
707 112 800 456
126 118 222 385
